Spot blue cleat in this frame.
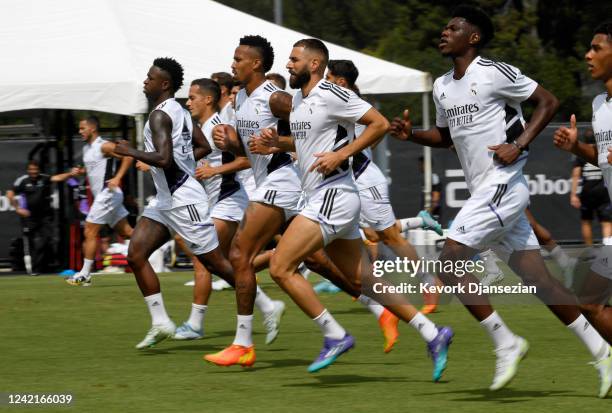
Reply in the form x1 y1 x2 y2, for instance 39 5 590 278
173 322 204 340
313 280 341 294
308 334 355 373
418 210 443 236
427 326 454 382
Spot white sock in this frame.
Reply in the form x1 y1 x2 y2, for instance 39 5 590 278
480 249 501 274
144 293 171 325
398 217 423 232
480 311 515 349
187 303 207 331
357 294 384 319
80 258 94 276
603 237 612 246
568 315 610 361
550 245 571 267
232 314 253 347
408 312 438 342
313 309 346 340
254 285 275 314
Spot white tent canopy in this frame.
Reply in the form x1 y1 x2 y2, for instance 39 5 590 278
0 0 431 116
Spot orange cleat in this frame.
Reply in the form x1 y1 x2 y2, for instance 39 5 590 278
378 309 400 353
204 344 256 367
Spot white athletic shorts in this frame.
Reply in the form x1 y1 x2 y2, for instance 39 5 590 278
300 187 361 246
250 187 301 221
448 176 538 262
86 188 129 227
211 188 249 222
142 202 218 256
358 183 396 232
240 172 257 199
590 247 612 280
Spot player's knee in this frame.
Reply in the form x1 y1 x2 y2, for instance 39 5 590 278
229 244 247 269
127 244 146 268
83 224 99 239
269 254 292 283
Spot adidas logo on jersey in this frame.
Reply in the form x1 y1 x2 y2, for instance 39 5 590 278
456 225 466 233
440 92 447 100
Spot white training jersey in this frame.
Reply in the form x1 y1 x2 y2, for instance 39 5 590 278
219 101 235 124
233 80 301 191
593 93 612 200
351 123 388 189
433 56 538 194
220 100 256 187
199 112 242 205
83 136 120 197
291 79 372 195
144 98 206 210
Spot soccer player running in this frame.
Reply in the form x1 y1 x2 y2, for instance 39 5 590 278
252 38 453 377
325 59 444 313
173 78 284 343
202 36 306 366
53 116 134 286
112 58 238 350
390 6 611 396
554 22 612 353
206 35 406 368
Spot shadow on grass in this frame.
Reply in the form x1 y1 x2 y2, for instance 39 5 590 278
415 387 575 403
205 358 310 373
283 374 416 388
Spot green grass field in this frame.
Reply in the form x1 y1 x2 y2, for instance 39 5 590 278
1 272 610 412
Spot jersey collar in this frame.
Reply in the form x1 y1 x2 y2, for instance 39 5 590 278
464 56 482 76
249 80 271 98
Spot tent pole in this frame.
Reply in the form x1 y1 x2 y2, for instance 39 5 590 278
372 99 390 184
422 92 432 211
134 114 145 212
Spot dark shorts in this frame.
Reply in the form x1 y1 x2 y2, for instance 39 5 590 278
580 187 612 221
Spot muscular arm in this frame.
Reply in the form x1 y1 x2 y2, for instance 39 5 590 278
390 109 453 148
269 91 293 121
339 108 390 159
212 156 250 175
412 127 453 148
51 166 84 183
514 85 559 149
192 124 212 161
221 125 247 156
115 111 174 168
572 143 599 165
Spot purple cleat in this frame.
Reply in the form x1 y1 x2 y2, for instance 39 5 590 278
427 326 454 382
307 334 355 373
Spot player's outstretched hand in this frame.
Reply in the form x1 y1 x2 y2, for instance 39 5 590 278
309 152 346 175
553 114 578 153
195 161 217 180
260 127 279 147
213 125 230 151
607 147 612 165
135 161 150 172
248 134 275 155
105 176 121 191
389 109 412 141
